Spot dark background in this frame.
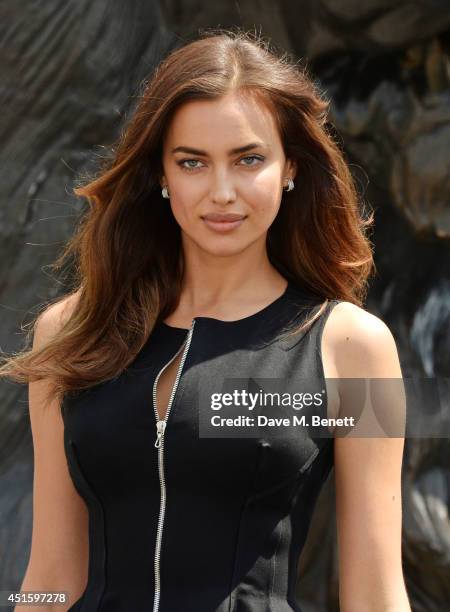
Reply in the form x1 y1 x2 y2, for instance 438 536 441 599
1 1 449 610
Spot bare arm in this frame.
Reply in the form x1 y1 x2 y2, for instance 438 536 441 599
326 302 411 612
15 295 88 611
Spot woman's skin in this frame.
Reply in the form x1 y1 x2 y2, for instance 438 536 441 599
17 91 411 611
160 91 296 323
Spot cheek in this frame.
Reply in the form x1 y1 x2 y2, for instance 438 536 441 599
168 194 197 229
245 173 282 224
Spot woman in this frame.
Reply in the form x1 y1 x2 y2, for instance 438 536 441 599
2 29 411 611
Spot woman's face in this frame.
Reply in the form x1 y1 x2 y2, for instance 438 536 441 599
160 91 296 257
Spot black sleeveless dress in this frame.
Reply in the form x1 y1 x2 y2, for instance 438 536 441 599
62 281 340 612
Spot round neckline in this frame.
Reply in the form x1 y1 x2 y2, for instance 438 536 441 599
160 280 296 331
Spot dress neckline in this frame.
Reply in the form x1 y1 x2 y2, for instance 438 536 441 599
160 280 297 332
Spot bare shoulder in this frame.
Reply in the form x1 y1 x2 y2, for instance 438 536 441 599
24 286 89 599
329 307 410 608
34 289 82 349
322 300 403 378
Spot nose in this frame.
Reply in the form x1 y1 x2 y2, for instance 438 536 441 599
210 170 237 205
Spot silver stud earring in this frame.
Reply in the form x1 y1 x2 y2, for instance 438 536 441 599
284 178 295 192
161 185 170 199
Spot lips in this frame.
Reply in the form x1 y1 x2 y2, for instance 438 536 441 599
201 212 247 233
201 213 247 222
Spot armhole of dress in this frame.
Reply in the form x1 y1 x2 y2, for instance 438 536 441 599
316 299 342 424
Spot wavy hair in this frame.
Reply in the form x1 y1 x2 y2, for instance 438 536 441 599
0 28 374 403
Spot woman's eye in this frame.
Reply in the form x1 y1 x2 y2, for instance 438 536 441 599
240 155 264 166
178 159 203 171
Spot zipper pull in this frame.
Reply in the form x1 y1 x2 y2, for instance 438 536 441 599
154 420 166 448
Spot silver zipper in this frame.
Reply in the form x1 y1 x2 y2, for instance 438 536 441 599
152 318 196 612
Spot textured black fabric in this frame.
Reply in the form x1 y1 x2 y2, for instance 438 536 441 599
62 280 340 611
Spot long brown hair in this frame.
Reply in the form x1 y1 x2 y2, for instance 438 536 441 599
0 27 374 404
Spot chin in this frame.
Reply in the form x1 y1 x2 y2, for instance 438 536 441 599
196 237 254 258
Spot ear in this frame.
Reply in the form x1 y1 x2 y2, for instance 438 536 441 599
287 159 297 180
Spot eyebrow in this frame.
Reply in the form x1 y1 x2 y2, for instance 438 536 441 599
170 142 267 156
